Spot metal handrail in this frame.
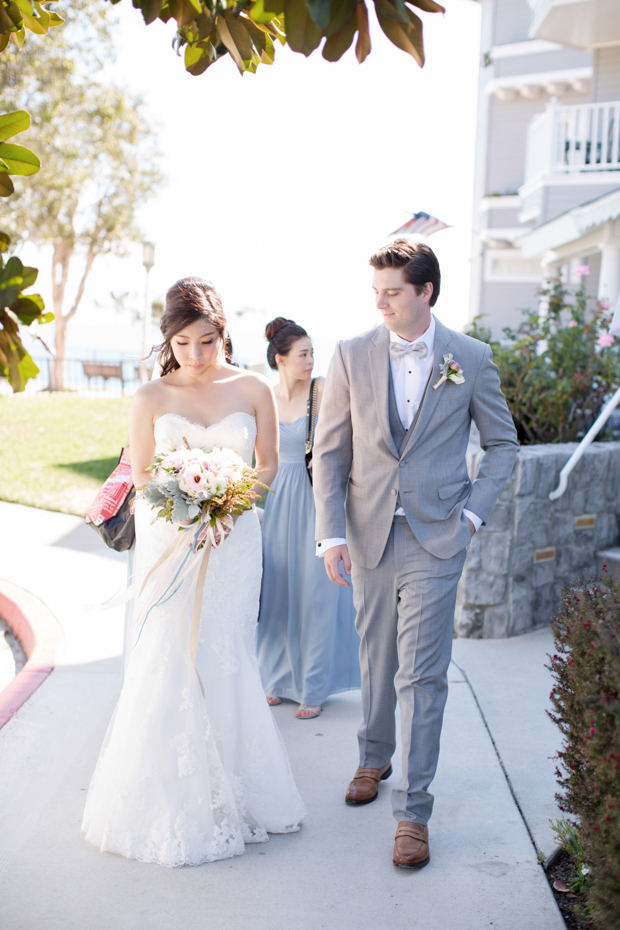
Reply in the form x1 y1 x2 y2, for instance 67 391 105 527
549 385 620 500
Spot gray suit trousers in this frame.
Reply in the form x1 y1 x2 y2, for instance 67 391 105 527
351 515 467 825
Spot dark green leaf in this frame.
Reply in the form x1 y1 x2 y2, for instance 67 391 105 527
262 0 286 15
355 1 371 62
197 12 215 40
376 5 423 66
0 231 10 253
324 0 355 37
226 17 254 61
406 0 443 12
285 0 322 56
140 0 165 25
0 172 14 197
306 0 331 29
243 17 267 54
11 294 45 322
322 15 356 59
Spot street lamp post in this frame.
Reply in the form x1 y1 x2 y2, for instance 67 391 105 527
140 241 156 384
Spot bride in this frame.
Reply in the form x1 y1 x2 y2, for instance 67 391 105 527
82 277 305 866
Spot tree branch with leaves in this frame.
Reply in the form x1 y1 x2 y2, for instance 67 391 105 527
1 18 164 390
0 109 53 392
110 0 445 77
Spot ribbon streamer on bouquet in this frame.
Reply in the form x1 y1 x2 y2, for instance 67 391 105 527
130 513 234 696
99 512 233 697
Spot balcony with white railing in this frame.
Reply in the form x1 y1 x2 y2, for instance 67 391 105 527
529 0 620 49
523 100 620 189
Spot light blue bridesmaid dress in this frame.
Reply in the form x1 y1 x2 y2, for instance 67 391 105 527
256 417 361 707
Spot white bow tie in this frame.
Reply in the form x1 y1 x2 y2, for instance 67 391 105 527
389 341 428 361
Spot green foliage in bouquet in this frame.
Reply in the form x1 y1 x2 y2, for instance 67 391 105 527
106 0 444 78
547 572 620 927
0 109 52 392
466 277 620 444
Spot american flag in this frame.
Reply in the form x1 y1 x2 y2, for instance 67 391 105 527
389 212 451 238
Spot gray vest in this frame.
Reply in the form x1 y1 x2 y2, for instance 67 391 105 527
387 364 407 453
387 357 433 455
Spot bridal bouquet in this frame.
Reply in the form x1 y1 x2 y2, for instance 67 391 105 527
143 442 270 547
131 442 271 677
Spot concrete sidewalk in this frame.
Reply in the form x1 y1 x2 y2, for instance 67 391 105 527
0 501 564 930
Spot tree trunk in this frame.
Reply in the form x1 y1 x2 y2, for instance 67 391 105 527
50 239 72 392
52 312 68 392
49 239 97 391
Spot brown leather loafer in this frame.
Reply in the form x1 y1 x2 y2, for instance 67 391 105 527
393 822 430 869
345 761 392 805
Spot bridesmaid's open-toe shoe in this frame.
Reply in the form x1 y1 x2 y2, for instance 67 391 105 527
266 695 282 706
295 705 321 719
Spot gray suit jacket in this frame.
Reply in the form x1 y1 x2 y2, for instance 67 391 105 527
313 317 519 569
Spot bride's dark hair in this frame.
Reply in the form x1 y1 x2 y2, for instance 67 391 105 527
155 277 233 376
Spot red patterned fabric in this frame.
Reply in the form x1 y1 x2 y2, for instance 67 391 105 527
86 450 133 526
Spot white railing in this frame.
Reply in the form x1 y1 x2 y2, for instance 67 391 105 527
524 101 620 187
549 385 620 500
524 108 554 184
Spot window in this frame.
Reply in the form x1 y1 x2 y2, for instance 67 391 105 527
484 250 542 282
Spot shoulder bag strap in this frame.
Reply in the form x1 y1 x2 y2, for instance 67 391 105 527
305 378 319 455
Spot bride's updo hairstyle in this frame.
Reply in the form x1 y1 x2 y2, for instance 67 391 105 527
265 317 308 371
156 277 233 376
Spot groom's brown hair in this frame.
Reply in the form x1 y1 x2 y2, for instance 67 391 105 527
369 239 441 307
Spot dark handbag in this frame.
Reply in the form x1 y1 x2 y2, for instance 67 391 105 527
305 377 319 486
86 449 136 552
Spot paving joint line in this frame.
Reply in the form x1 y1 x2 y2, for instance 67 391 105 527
450 658 543 861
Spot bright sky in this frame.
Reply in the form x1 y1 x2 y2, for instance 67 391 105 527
25 0 481 376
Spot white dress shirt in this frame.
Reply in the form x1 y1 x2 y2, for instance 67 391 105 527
317 319 481 557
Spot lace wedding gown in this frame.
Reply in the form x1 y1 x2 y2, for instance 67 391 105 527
82 412 305 867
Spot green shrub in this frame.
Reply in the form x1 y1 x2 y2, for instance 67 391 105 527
466 276 620 444
548 571 620 927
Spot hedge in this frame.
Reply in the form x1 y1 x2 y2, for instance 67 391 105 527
548 570 620 926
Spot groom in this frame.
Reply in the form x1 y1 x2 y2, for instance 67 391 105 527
313 239 518 868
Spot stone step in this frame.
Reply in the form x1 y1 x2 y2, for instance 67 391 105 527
596 548 620 578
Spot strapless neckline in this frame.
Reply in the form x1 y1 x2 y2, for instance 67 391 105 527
279 416 306 428
156 411 256 434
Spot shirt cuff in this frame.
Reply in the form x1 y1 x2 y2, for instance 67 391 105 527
463 509 482 533
316 537 347 558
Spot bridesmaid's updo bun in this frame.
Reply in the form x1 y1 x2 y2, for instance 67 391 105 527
156 277 233 376
265 317 308 370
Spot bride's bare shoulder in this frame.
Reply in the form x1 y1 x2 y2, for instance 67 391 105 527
132 377 171 413
225 365 269 391
231 367 274 411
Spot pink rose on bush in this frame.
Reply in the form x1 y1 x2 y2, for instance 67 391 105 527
567 320 578 328
574 264 590 277
599 299 611 310
597 332 615 348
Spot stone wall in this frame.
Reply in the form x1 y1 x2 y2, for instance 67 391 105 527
455 442 620 638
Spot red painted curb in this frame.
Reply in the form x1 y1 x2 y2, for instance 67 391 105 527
0 580 63 730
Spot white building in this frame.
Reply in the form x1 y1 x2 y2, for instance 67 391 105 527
470 0 620 336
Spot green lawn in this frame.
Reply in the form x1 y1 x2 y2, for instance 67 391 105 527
0 395 133 516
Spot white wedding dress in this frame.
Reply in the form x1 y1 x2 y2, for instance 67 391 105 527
82 412 305 867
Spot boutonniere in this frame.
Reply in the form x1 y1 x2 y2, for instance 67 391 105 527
433 353 465 390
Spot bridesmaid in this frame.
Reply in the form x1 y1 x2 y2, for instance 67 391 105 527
256 317 360 719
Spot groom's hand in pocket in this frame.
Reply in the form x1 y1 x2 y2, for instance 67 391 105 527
324 544 352 587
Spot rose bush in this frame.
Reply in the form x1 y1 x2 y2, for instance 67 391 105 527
466 275 620 444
